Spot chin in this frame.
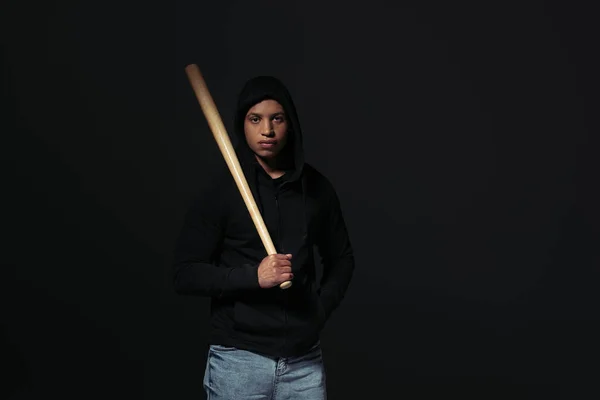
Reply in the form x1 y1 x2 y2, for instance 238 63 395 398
254 149 281 160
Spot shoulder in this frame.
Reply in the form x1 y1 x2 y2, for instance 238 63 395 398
303 162 329 184
302 162 337 198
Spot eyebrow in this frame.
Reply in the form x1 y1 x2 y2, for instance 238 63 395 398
247 112 285 117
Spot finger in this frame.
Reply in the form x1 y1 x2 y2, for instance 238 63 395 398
269 260 292 269
278 266 292 274
277 273 293 283
281 272 293 281
276 260 292 268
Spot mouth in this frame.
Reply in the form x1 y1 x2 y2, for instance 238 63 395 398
258 140 277 149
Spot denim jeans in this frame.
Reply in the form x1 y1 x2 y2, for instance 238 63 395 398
203 341 327 399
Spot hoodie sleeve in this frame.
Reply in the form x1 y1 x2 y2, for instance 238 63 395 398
172 179 261 298
316 184 355 320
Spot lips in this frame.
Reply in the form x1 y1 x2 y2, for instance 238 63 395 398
258 140 277 149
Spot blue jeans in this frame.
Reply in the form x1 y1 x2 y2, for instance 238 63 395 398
203 341 327 399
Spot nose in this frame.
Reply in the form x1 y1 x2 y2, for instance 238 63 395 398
261 120 275 137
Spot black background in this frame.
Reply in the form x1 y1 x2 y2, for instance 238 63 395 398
2 1 598 399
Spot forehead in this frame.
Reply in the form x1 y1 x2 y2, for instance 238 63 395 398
246 99 285 115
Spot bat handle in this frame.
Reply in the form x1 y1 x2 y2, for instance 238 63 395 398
280 280 292 289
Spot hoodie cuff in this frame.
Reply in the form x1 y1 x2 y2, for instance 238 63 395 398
227 264 261 291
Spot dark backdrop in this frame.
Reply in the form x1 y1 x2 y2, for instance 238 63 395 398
2 1 598 399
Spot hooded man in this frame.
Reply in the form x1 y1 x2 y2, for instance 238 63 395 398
173 75 355 399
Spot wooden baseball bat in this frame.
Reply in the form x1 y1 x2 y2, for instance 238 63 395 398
184 64 292 290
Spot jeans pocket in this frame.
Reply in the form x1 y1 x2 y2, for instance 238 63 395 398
210 344 237 352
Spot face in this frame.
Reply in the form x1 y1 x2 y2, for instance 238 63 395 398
244 99 289 160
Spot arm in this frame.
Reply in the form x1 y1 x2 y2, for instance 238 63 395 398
316 186 355 320
172 183 261 299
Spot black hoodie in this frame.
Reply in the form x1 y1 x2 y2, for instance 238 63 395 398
173 76 354 358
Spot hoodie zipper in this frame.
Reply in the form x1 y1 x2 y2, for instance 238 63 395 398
275 191 282 253
275 188 289 353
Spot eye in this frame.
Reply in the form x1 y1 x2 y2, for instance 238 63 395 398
273 115 285 123
248 116 260 123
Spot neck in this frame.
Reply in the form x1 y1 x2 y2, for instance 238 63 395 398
255 155 286 179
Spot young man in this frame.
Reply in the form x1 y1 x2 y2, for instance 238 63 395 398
173 75 355 399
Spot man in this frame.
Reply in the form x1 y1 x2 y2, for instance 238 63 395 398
173 75 354 399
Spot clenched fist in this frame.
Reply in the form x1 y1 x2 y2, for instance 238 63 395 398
257 254 293 289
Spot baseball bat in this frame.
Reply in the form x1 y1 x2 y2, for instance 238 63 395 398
184 64 292 290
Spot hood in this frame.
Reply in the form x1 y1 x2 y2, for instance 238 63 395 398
233 76 305 183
